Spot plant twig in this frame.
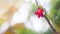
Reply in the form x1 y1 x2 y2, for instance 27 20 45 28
35 0 38 6
44 15 58 34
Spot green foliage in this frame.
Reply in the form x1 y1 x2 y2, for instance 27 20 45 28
51 0 60 10
48 0 60 26
31 3 37 13
15 28 39 34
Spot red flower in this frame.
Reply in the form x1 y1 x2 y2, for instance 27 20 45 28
35 8 44 18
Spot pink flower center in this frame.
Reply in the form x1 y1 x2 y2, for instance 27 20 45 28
35 8 44 18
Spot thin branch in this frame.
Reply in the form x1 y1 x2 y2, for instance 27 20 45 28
44 15 58 34
35 0 39 6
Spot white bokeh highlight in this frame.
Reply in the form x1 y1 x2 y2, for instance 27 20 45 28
0 0 51 33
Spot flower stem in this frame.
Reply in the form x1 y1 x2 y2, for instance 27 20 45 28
44 15 58 34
